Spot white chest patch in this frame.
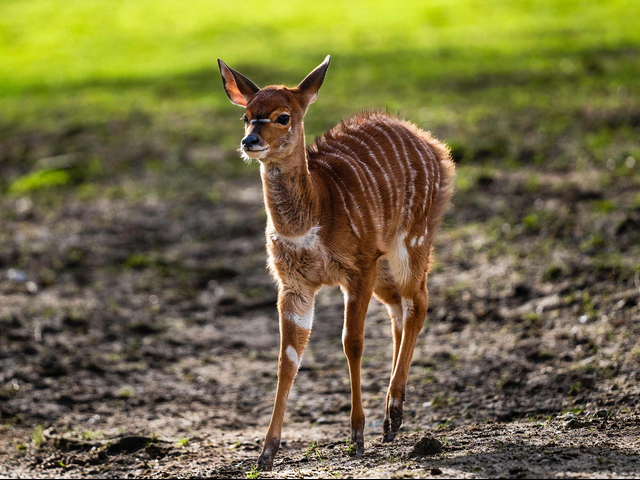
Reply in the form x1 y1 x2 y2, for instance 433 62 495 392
286 345 300 368
272 225 321 250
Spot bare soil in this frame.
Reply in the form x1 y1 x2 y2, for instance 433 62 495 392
1 166 639 478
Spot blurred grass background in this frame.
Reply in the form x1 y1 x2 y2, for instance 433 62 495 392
0 0 639 194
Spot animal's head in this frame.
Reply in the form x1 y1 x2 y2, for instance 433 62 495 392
218 56 330 163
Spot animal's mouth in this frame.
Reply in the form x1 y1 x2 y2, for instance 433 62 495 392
243 145 268 152
242 146 270 159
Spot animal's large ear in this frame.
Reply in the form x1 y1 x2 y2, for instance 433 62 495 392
296 55 331 107
218 59 260 107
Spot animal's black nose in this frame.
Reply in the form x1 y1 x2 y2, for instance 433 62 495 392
242 134 260 148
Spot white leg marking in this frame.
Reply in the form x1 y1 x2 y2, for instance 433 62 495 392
273 224 321 250
286 345 300 368
388 303 403 330
401 297 414 327
288 307 314 330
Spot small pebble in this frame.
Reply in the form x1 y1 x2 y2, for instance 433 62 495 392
6 269 28 283
565 418 586 429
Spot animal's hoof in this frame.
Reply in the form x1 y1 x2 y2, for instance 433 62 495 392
383 401 404 442
348 432 365 457
257 438 279 471
256 455 273 471
382 432 396 443
348 444 365 457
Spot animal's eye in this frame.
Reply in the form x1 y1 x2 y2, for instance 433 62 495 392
276 114 290 125
242 115 249 124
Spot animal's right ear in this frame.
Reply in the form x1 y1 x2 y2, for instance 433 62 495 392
218 59 260 107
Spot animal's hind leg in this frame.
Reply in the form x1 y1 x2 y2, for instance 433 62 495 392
374 260 407 441
373 261 404 374
383 278 429 442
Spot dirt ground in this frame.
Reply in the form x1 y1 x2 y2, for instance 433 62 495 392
1 164 640 478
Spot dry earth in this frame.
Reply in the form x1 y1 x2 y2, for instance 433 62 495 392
1 166 640 478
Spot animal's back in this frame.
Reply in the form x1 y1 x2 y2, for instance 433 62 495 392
307 111 455 251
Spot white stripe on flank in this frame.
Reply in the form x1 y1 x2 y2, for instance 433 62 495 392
409 136 430 220
314 160 361 238
325 142 385 230
358 129 400 218
417 235 425 246
371 124 410 225
383 126 416 225
286 345 300 368
323 151 375 227
343 132 394 229
316 158 364 224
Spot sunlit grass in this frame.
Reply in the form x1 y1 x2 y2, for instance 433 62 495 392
0 0 638 181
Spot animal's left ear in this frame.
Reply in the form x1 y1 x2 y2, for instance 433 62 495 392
296 55 331 108
218 59 260 107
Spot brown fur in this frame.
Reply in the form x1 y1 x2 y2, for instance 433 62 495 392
218 57 455 471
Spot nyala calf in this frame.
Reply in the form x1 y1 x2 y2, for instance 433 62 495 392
218 56 455 470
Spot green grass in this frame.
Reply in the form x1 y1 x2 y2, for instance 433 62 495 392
1 0 639 188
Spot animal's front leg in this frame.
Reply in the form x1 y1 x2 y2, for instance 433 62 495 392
257 289 315 471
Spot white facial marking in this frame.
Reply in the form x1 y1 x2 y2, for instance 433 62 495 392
273 224 321 250
286 345 300 368
250 118 271 124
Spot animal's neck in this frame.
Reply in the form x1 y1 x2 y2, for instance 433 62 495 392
260 139 318 237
